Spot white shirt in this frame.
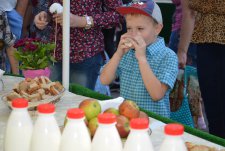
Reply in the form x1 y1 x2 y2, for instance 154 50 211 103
0 0 17 11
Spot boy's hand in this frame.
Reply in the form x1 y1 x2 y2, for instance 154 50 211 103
34 11 48 30
129 34 147 61
116 34 134 58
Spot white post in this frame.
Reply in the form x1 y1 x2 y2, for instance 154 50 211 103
62 0 70 90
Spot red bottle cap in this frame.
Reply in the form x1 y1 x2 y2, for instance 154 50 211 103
130 118 149 129
98 113 116 124
67 108 85 119
164 123 184 135
38 103 55 114
12 98 28 108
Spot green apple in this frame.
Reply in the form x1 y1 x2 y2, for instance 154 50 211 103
103 107 119 116
79 99 101 121
88 117 98 138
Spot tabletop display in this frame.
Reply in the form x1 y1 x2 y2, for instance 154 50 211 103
0 76 224 151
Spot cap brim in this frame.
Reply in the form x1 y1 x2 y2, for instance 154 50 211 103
116 7 151 18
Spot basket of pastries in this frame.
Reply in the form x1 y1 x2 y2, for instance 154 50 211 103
2 76 65 110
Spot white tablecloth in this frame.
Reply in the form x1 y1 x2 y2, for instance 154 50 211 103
0 76 224 151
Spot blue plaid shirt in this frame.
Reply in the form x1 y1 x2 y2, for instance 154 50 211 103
117 37 178 117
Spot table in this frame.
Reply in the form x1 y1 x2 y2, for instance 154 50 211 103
0 76 224 151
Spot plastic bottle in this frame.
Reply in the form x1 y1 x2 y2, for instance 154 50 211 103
4 98 33 151
60 108 91 151
159 123 187 151
123 118 154 151
30 103 61 151
91 113 123 151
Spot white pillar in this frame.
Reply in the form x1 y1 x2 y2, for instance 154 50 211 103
62 0 70 90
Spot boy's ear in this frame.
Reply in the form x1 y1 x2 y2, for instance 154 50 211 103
155 24 163 36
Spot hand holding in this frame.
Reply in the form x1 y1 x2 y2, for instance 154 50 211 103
53 13 63 25
130 34 147 61
177 50 187 69
116 34 134 58
34 11 48 30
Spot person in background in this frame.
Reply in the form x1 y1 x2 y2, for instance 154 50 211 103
0 10 16 71
34 0 122 90
169 0 196 67
29 0 53 41
0 0 29 74
179 0 225 138
100 0 178 117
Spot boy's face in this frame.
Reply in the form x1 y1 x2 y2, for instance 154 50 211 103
125 14 163 45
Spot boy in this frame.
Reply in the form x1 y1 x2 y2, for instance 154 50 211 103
100 0 178 117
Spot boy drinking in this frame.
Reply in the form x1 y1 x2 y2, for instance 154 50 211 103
100 0 178 117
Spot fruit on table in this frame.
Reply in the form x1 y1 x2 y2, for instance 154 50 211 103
72 99 149 139
119 100 140 120
138 111 149 123
116 115 130 138
103 107 119 116
88 117 98 137
79 99 101 121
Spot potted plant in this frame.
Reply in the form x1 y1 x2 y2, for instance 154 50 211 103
14 38 56 78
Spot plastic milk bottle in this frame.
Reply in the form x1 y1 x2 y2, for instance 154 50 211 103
91 113 123 151
60 108 91 151
30 103 61 151
123 118 154 151
4 98 33 151
159 123 187 151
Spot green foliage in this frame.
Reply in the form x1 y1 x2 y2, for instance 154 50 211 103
14 38 56 70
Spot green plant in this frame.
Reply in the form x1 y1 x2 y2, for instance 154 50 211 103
14 38 56 70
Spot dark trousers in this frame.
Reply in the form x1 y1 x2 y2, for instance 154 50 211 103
197 43 225 138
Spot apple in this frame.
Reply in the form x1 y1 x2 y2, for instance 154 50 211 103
139 111 149 123
79 99 101 121
119 100 140 120
103 107 119 116
88 117 98 138
116 115 130 138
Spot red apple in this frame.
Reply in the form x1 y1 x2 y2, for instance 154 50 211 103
79 99 101 121
116 115 130 138
88 117 98 138
103 107 119 116
139 111 149 123
119 100 140 120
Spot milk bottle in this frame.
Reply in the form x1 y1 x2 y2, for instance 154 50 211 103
159 123 187 151
123 118 154 151
4 98 33 151
60 108 91 151
91 113 123 151
30 103 61 151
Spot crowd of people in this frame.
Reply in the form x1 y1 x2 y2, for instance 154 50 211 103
0 0 224 138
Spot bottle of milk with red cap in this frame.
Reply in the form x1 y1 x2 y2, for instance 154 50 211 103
123 118 154 151
91 113 122 151
30 103 61 151
60 108 91 151
4 98 33 151
159 123 187 151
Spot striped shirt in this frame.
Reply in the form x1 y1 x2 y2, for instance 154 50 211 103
117 37 178 117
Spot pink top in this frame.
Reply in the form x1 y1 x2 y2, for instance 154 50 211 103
171 0 182 31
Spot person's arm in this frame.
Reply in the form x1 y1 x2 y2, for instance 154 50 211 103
16 0 29 18
138 59 168 101
177 0 196 68
100 52 122 85
55 0 122 28
6 46 19 74
100 34 132 84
